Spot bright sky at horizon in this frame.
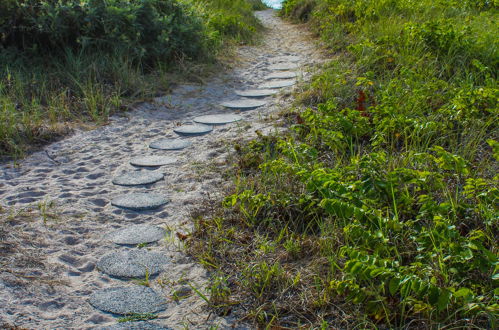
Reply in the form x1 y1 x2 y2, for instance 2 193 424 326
263 0 284 9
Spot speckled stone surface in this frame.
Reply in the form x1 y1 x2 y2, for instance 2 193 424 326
268 63 299 71
89 286 167 315
173 124 213 136
97 250 169 278
235 89 278 98
130 156 177 167
265 71 297 80
274 55 300 62
220 99 266 110
106 225 166 245
149 139 191 150
112 171 164 186
193 114 242 125
260 79 296 89
100 322 173 330
111 193 169 211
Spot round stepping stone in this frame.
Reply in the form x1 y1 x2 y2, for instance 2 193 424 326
173 124 213 136
112 171 164 186
265 71 297 80
89 286 167 315
260 80 296 89
220 99 266 110
235 89 278 98
106 224 166 245
269 63 299 71
193 114 242 125
149 139 191 150
101 322 172 330
97 250 168 278
130 156 177 167
111 193 169 211
276 55 300 62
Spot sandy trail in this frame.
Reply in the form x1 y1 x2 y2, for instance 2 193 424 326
0 10 321 329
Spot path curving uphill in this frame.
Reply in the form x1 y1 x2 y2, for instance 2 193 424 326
0 10 322 328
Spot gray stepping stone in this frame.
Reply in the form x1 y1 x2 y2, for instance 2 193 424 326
112 171 164 186
100 322 172 330
130 156 177 167
111 193 169 211
260 80 296 89
193 114 242 125
97 250 168 278
220 99 266 110
89 286 167 315
269 63 299 71
275 55 300 62
106 224 166 245
265 71 297 80
173 124 213 136
149 139 191 150
235 89 278 98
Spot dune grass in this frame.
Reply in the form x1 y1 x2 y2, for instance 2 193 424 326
188 0 498 328
0 0 267 158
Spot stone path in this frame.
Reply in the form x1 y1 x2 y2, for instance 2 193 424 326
0 9 322 329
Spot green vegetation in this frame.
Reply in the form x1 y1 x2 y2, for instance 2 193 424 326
0 0 266 157
190 0 498 327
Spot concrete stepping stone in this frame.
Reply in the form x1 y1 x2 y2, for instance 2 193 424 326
235 89 278 98
275 55 300 62
89 286 167 315
269 63 299 71
260 80 296 89
220 99 266 110
106 225 166 245
97 250 168 278
265 71 297 80
101 322 172 330
112 171 164 186
130 156 177 167
111 193 169 211
149 139 191 151
193 114 242 125
173 124 213 136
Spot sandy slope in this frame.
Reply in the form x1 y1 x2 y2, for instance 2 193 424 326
0 10 322 329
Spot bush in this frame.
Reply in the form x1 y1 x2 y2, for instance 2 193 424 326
0 0 210 63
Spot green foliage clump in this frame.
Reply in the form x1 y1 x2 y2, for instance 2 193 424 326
190 0 499 328
199 0 266 44
0 0 209 63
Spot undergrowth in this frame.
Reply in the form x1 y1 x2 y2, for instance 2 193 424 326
0 0 266 157
189 0 498 328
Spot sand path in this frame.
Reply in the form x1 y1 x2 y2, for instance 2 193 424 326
0 10 322 329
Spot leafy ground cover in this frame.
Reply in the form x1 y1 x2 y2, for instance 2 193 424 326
0 0 267 157
189 0 498 327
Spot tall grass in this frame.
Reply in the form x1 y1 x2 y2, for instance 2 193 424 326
189 0 498 328
0 0 267 158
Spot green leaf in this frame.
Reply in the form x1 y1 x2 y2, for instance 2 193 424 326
428 286 440 305
350 261 363 275
437 289 451 311
389 277 399 295
454 288 473 299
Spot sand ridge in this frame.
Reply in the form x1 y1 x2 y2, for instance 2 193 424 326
0 10 322 329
